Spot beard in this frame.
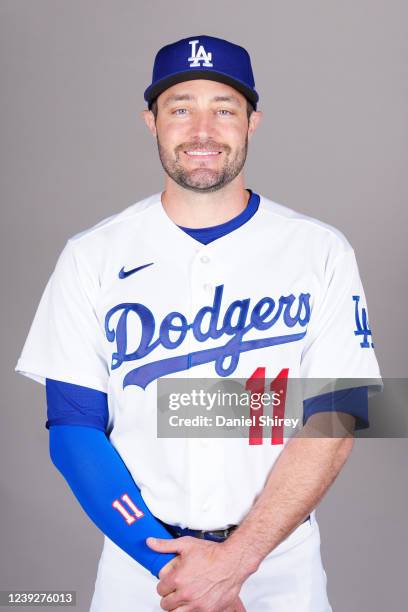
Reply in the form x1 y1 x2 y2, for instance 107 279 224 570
156 134 249 193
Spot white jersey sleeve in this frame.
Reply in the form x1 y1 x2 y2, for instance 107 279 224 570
15 239 109 392
300 242 383 400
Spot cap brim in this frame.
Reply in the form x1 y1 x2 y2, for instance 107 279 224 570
144 69 258 109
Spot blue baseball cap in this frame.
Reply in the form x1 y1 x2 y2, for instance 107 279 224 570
144 35 259 110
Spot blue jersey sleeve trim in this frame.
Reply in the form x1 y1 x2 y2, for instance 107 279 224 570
303 386 369 430
45 378 109 431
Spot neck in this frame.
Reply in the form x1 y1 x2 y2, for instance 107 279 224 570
160 175 250 228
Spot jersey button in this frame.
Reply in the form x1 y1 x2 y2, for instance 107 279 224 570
203 283 213 292
200 255 210 264
202 501 211 512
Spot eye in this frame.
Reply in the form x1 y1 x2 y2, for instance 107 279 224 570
173 108 188 115
218 109 233 116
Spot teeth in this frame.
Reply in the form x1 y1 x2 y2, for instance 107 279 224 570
186 151 220 156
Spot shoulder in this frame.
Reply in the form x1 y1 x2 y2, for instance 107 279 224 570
258 193 355 259
59 192 162 266
50 193 162 285
68 192 162 245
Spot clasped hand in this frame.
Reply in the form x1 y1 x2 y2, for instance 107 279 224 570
147 535 248 611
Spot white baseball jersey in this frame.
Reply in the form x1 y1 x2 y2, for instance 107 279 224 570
15 191 383 534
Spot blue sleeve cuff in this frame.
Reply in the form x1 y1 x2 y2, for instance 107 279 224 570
45 419 107 431
45 378 109 431
150 551 175 579
303 386 369 430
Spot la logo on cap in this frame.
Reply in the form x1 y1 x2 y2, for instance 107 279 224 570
188 39 213 67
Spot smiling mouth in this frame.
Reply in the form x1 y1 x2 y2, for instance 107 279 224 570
183 150 222 159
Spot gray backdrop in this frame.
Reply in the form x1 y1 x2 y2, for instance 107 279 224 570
1 1 407 610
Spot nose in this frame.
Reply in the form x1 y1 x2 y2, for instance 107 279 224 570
190 109 217 142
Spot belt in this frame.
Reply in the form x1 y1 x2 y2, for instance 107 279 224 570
157 514 311 543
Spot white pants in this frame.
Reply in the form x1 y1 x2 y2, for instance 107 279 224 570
89 513 332 612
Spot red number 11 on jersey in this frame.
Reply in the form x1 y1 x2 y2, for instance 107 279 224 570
245 367 289 445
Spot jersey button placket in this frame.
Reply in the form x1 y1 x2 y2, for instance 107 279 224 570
199 253 213 293
188 249 217 521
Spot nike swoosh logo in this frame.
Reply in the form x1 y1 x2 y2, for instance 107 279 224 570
118 262 154 279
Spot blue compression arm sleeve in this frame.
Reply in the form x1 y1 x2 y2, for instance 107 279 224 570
49 425 176 578
45 378 176 578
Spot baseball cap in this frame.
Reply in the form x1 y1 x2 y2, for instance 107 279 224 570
144 35 259 110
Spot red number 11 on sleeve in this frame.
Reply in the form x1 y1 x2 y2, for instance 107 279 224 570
245 368 289 445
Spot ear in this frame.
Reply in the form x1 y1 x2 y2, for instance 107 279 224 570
141 109 157 137
248 110 263 140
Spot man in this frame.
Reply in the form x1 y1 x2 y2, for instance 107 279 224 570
15 35 383 611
